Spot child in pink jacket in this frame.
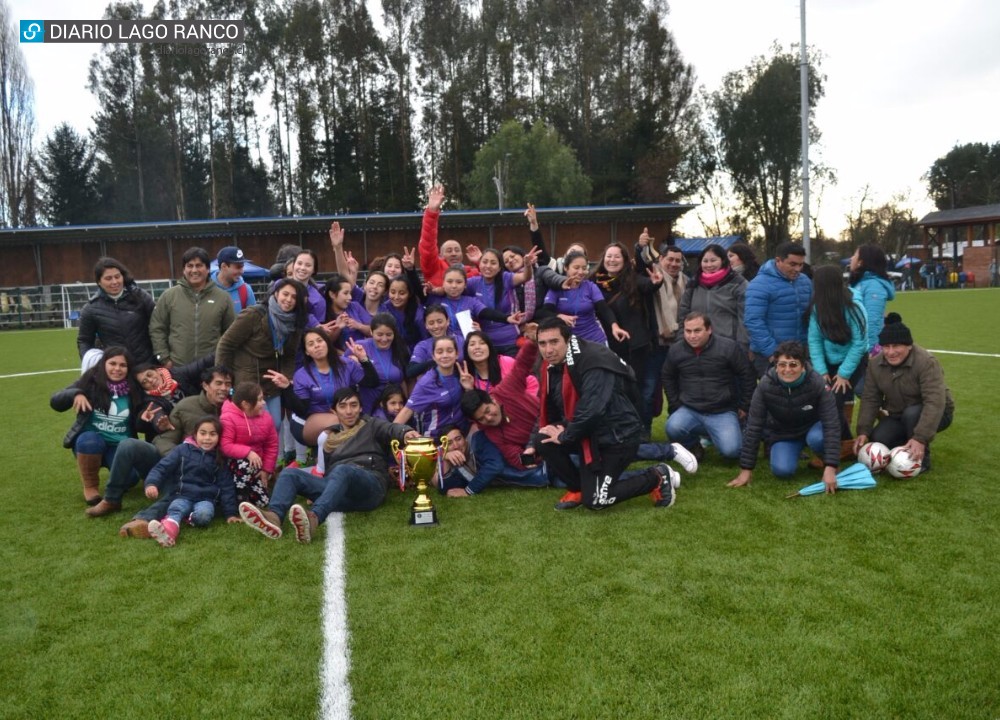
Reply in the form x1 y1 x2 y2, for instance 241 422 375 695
220 382 279 507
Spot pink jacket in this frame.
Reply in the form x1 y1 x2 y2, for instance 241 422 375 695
219 400 279 473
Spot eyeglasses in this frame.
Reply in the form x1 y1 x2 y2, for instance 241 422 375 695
775 361 802 369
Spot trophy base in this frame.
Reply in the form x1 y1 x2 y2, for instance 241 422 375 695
410 508 438 526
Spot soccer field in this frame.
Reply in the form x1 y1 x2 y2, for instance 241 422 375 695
3 290 999 719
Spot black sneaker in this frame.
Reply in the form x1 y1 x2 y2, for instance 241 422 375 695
651 464 679 508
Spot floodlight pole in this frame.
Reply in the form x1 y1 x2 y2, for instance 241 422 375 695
800 0 811 261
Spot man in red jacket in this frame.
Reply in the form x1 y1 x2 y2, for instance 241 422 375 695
452 337 548 496
418 184 480 289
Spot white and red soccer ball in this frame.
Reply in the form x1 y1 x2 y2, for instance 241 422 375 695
858 442 891 473
887 446 923 479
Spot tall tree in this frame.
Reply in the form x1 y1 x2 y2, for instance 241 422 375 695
35 123 100 225
711 45 825 256
926 142 1000 210
0 0 36 227
465 120 591 209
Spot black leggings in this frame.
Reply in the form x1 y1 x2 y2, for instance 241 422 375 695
537 440 657 510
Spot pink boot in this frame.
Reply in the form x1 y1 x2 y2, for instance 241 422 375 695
148 518 179 548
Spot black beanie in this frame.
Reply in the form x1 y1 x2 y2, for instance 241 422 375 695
879 312 913 346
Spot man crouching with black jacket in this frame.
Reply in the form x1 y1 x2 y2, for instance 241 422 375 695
535 318 679 511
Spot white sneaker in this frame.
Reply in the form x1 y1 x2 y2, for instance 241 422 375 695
671 443 699 474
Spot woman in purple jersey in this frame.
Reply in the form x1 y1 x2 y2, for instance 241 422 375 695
433 266 523 345
466 248 534 356
343 271 388 344
380 276 425 350
344 313 409 413
408 305 463 379
541 250 627 345
394 336 466 437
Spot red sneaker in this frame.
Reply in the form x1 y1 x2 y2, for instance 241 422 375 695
149 518 179 548
554 491 582 510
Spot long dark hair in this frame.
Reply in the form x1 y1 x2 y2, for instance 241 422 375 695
727 243 759 281
592 242 641 309
463 330 502 386
75 346 141 412
323 273 353 321
478 248 506 308
387 276 420 330
270 278 309 328
192 415 226 466
807 265 866 345
848 244 889 286
431 335 460 386
302 326 347 386
692 244 732 286
370 313 410 372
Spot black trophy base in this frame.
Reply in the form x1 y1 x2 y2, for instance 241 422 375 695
410 507 439 526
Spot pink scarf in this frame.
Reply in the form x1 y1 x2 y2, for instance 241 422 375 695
699 268 728 288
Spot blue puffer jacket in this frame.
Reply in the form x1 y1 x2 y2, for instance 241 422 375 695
850 272 895 349
744 259 812 357
144 440 238 518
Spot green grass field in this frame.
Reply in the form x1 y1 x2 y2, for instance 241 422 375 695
3 289 999 719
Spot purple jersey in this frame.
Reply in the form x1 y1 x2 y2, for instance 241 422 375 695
411 335 464 367
405 369 466 437
544 281 607 344
433 295 487 341
380 300 425 350
292 360 364 415
343 300 373 344
468 271 519 347
305 282 326 327
347 337 405 413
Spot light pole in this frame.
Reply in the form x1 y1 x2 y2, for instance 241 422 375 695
492 153 511 210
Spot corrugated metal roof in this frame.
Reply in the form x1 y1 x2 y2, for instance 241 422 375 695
917 204 1000 226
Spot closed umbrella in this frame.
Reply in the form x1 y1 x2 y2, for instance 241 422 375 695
786 463 876 498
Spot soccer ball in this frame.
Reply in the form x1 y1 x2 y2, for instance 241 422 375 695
887 446 923 479
858 441 891 472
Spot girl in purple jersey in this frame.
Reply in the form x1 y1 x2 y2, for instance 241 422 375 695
432 267 523 345
394 336 466 437
343 271 388 344
380 276 425 350
466 248 534 355
408 305 463 379
541 251 626 344
344 313 409 413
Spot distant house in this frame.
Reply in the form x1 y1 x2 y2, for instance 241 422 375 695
917 204 1000 287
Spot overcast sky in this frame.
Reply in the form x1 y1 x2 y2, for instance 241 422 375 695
11 0 1000 238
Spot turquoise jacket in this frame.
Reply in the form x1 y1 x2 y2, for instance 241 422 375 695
851 272 895 349
807 299 868 379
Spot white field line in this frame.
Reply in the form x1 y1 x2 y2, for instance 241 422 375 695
926 349 1000 359
319 512 353 720
0 367 78 379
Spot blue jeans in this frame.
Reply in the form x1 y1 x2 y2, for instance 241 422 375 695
269 464 386 523
635 443 678 461
666 407 742 459
464 433 548 495
769 421 825 477
641 343 670 431
162 497 216 527
73 431 118 469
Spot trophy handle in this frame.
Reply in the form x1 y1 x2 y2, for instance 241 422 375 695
438 435 450 455
390 438 400 457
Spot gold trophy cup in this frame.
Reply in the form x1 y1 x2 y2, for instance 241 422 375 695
391 436 448 526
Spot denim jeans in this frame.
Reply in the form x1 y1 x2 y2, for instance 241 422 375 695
73 431 118 469
464 432 548 494
102 438 158 504
162 497 216 527
640 343 670 431
665 407 742 459
769 421 825 477
269 464 387 523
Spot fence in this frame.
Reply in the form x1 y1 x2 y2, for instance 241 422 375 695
0 279 275 331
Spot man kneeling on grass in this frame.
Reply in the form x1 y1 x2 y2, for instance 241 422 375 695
239 386 419 543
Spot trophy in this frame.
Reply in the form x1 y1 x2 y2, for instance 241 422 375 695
391 435 449 527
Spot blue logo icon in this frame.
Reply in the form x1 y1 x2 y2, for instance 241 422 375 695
20 21 44 43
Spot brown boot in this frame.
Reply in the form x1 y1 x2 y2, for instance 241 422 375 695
85 499 122 517
119 519 151 539
76 453 103 506
840 439 856 461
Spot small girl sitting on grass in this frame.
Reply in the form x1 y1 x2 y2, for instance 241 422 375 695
145 416 240 548
221 381 279 507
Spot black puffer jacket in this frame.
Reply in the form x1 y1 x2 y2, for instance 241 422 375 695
662 334 755 414
739 368 840 470
77 283 156 365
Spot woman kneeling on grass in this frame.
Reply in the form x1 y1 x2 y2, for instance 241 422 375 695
144 416 241 548
50 346 142 506
728 341 842 493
